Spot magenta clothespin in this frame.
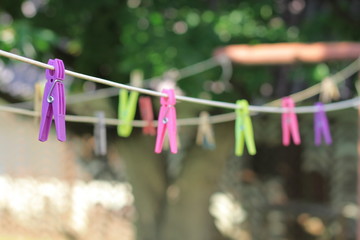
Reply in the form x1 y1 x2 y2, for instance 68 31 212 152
38 59 66 142
314 102 332 146
155 89 177 154
281 97 301 146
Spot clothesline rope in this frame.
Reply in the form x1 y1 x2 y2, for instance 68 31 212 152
0 97 359 127
54 55 360 108
41 55 359 107
0 50 237 109
0 49 359 114
0 104 231 126
266 57 360 106
38 53 360 110
6 56 221 108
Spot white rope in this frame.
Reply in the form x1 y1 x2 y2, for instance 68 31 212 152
5 57 221 107
0 98 358 128
250 97 360 113
43 55 358 108
0 50 226 105
266 57 360 106
0 49 359 114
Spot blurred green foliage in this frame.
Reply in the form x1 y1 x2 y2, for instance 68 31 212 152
0 0 359 102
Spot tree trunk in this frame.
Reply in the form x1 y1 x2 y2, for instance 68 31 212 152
117 133 167 240
117 122 233 240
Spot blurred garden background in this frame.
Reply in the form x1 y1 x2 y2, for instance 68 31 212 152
0 0 360 240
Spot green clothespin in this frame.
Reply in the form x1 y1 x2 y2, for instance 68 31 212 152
117 70 143 137
235 100 256 156
117 89 139 137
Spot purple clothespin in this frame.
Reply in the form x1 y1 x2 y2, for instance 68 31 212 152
38 59 66 142
314 102 332 146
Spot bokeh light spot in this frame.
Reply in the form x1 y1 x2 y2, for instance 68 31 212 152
229 10 242 24
173 21 188 35
260 83 273 97
287 26 299 39
260 5 273 19
127 0 141 9
202 11 215 23
1 28 15 44
21 1 37 18
0 12 13 26
288 0 306 14
137 17 149 30
186 12 200 27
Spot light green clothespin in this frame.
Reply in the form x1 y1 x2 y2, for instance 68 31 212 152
117 70 143 137
117 89 139 137
235 100 256 156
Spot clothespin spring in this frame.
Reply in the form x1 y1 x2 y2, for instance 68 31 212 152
162 105 173 124
47 79 62 103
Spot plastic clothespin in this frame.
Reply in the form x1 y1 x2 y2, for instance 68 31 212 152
117 70 142 137
34 81 45 124
130 69 144 88
320 77 340 103
38 59 66 142
196 111 216 150
94 111 107 156
314 102 332 146
139 96 156 136
281 97 301 146
162 131 181 150
155 89 178 154
117 89 139 137
235 100 256 156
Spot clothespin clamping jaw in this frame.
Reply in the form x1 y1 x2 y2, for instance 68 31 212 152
281 97 301 146
314 102 332 146
235 100 256 156
155 89 178 154
38 59 66 142
139 96 156 136
196 111 216 149
94 111 107 156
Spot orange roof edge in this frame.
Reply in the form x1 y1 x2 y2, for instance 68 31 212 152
214 42 360 65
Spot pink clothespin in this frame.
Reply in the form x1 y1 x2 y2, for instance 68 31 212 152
314 102 332 146
155 89 177 154
281 97 301 146
38 59 66 142
139 96 156 136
